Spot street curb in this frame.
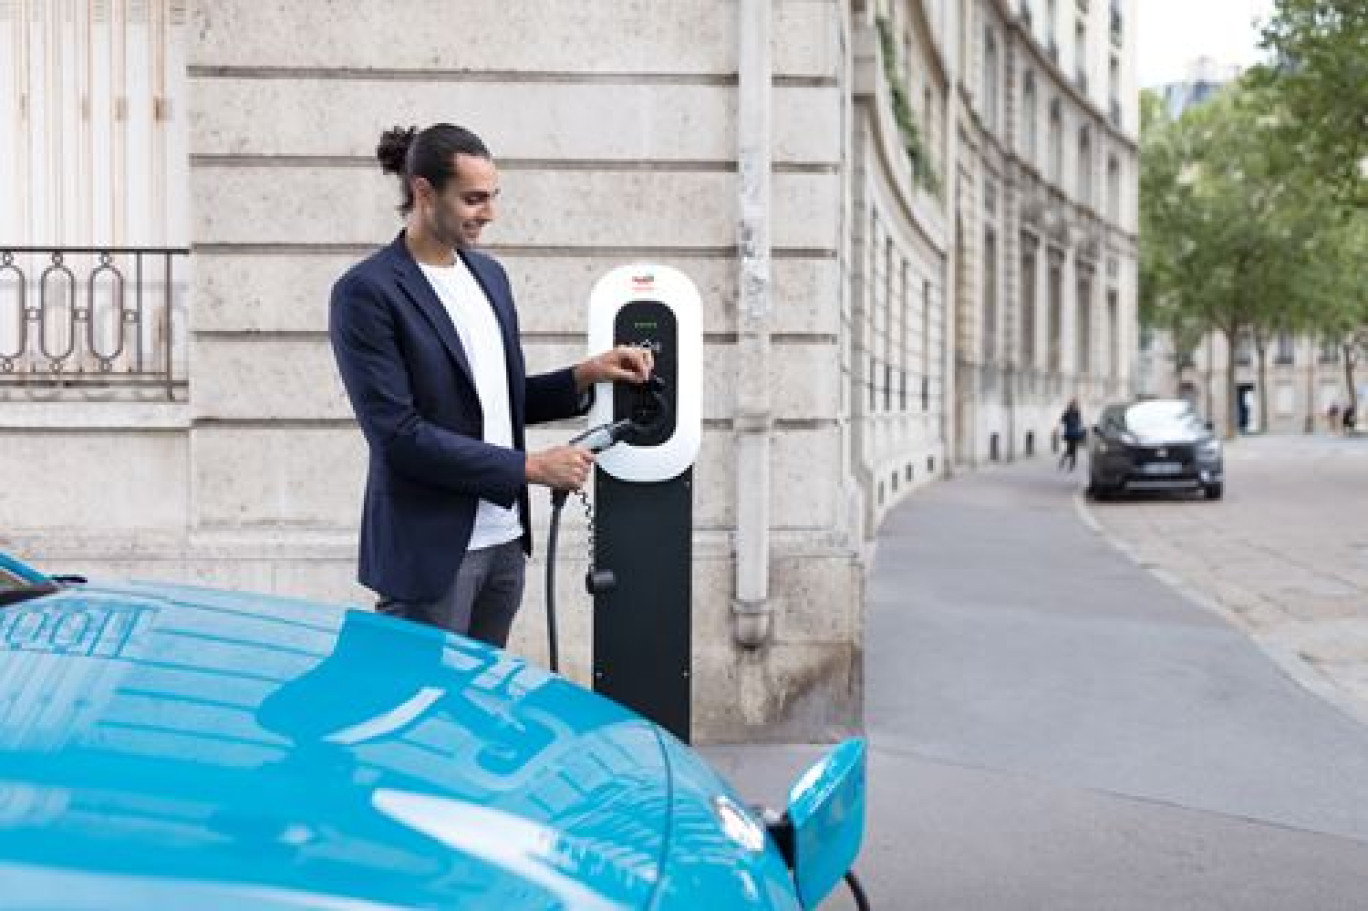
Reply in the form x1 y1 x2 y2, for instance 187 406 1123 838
1071 490 1368 730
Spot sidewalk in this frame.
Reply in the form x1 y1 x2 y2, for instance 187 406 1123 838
705 446 1368 909
1081 432 1368 726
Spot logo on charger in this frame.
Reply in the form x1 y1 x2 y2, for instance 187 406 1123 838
630 273 655 292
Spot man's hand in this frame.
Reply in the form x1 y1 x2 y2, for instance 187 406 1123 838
526 445 595 491
573 345 654 393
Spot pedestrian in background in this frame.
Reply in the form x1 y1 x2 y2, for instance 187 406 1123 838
1059 398 1085 471
329 123 652 647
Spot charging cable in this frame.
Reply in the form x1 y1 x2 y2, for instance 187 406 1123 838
543 375 671 673
844 870 872 909
545 418 634 673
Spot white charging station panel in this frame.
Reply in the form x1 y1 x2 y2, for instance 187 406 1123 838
587 264 702 482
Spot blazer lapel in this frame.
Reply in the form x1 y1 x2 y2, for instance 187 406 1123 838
386 235 475 388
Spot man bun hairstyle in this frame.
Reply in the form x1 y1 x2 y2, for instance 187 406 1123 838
376 125 416 176
376 123 492 216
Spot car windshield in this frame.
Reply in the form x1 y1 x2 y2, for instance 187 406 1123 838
1123 400 1205 437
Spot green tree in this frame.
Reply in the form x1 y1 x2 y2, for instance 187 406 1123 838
1303 211 1368 420
1140 76 1340 436
1260 0 1368 208
1138 91 1207 392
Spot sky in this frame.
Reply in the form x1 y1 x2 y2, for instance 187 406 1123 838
1136 0 1278 88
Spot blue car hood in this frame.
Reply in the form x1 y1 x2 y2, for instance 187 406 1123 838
0 581 671 909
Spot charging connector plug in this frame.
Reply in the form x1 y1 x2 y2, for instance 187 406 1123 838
569 418 635 454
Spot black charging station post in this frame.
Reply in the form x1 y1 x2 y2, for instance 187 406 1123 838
586 267 701 744
593 469 692 740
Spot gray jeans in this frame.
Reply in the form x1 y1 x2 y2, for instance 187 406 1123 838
376 540 526 648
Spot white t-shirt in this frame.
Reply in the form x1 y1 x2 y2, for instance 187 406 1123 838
418 258 524 551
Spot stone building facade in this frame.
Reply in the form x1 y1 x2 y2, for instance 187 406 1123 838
951 0 1139 466
1140 330 1362 436
1 0 1137 741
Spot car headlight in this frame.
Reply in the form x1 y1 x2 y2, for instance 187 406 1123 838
1198 440 1222 459
711 795 766 854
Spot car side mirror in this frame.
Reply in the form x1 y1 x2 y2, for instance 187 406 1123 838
773 737 866 908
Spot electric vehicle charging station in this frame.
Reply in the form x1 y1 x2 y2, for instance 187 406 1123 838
585 264 701 741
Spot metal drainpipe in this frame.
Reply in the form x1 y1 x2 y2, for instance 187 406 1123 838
732 0 774 649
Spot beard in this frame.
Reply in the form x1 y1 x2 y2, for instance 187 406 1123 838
430 208 476 251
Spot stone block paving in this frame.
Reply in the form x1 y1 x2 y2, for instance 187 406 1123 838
1083 433 1368 722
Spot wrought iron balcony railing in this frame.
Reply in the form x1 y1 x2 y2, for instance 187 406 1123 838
0 246 189 401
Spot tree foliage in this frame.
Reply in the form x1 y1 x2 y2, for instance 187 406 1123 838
1260 0 1368 208
1139 72 1364 433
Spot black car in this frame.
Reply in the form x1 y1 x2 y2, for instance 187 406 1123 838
1086 398 1224 500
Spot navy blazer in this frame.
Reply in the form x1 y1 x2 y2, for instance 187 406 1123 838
329 234 586 602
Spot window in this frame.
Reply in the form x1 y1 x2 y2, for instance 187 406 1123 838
1319 338 1340 363
1047 255 1063 372
1275 331 1295 365
1234 330 1253 366
1276 384 1296 416
885 243 900 413
922 279 933 411
1 0 190 401
1108 55 1122 125
1076 275 1092 374
923 85 935 172
1075 19 1088 90
1077 128 1093 207
983 29 1000 132
1106 155 1121 220
899 261 910 410
1020 238 1038 368
1048 100 1063 184
983 228 999 362
1107 290 1119 379
1021 72 1038 162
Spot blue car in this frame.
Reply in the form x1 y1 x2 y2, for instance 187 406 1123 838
0 552 866 909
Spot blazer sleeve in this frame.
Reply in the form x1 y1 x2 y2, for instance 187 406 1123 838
329 271 525 507
524 367 591 426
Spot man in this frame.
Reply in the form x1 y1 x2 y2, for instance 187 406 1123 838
329 123 652 647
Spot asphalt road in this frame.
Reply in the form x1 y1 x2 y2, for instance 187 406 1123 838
706 443 1368 910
